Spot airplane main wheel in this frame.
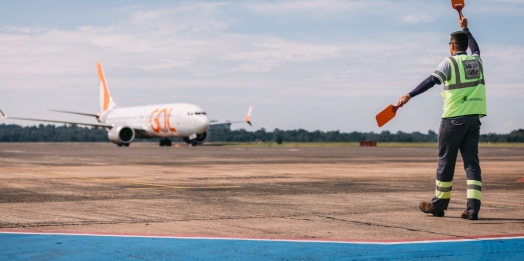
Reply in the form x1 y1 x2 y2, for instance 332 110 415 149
123 143 130 147
117 144 123 147
165 139 172 147
159 139 166 147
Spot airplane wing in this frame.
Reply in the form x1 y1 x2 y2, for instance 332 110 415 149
50 109 100 119
209 120 248 126
209 106 252 126
0 109 112 129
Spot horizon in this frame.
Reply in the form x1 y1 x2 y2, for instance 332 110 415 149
2 122 523 136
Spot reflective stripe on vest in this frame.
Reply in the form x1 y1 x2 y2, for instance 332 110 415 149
467 180 482 200
435 180 452 199
441 55 487 118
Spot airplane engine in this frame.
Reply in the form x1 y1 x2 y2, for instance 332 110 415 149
195 132 208 143
107 126 135 145
183 131 208 145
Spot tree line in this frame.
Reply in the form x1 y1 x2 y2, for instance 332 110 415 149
1 123 523 143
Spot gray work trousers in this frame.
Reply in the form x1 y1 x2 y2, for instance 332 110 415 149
430 115 482 213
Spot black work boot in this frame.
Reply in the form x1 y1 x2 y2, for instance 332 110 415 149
419 201 445 217
460 211 478 220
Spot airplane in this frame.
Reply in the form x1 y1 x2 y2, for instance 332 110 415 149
0 62 252 147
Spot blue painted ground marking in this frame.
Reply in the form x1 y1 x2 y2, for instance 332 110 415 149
1 233 524 260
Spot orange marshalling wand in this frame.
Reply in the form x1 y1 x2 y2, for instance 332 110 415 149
451 0 465 16
376 105 401 127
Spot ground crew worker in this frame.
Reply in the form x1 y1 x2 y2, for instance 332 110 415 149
396 13 486 220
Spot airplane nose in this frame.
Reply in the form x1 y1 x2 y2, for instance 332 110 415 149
197 116 210 132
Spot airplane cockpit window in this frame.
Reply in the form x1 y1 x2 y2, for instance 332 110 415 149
194 112 206 115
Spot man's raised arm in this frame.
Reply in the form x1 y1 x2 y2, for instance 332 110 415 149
459 14 480 56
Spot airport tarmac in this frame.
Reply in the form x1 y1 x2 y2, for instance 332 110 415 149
1 142 523 241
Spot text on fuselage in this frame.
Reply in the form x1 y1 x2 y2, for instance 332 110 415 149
150 108 176 133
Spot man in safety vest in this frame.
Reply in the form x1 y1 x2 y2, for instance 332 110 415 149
396 13 486 220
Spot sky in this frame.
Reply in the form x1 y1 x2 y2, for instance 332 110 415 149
0 0 523 134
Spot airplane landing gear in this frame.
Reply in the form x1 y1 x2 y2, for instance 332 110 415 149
159 138 172 147
183 137 198 147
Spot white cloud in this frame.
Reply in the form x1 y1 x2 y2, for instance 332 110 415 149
128 2 231 33
219 36 342 72
478 0 524 5
468 0 524 14
401 14 434 24
246 0 369 15
1 26 47 34
245 0 445 25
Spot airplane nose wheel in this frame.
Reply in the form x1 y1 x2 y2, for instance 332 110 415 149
183 137 198 147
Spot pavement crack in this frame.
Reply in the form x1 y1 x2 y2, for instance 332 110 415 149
319 215 479 240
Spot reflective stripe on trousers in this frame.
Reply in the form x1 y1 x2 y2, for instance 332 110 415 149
467 180 482 200
435 180 452 199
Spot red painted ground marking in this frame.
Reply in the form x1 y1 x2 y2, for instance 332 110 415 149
517 177 524 183
1 229 524 244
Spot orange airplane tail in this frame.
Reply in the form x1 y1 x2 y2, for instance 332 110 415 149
97 62 117 116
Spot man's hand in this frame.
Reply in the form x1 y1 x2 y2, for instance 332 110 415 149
459 13 468 29
396 94 411 107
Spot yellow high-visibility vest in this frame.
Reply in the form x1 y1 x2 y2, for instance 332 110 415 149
441 55 487 118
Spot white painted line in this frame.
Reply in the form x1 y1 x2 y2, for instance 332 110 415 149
1 231 523 245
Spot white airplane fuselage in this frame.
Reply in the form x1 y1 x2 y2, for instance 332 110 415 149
102 103 209 138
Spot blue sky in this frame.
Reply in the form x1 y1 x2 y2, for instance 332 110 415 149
1 0 523 134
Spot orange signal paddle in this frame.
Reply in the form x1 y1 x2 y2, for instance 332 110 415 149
376 105 401 127
451 0 465 16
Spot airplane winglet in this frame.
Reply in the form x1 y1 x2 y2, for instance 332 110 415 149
245 106 252 126
0 109 7 119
